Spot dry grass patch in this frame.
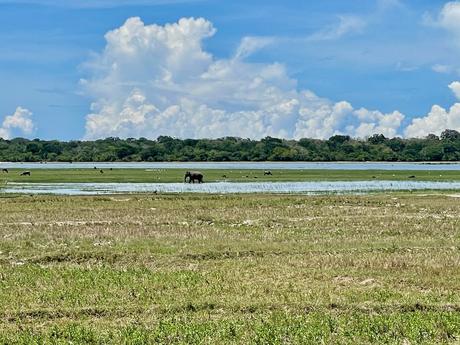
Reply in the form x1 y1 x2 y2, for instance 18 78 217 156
1 193 460 343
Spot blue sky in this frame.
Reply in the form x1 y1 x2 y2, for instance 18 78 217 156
0 0 460 140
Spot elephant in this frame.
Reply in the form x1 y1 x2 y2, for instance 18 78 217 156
184 171 203 183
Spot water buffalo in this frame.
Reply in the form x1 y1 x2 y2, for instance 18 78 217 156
2 168 8 173
20 171 31 176
184 171 203 183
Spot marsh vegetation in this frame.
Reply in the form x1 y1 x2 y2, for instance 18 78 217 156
1 168 460 183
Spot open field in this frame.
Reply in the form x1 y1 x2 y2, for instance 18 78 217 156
1 192 460 343
1 168 460 183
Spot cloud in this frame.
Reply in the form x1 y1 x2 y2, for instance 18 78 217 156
82 17 406 140
234 36 276 60
0 128 9 140
395 61 418 72
0 107 35 139
405 0 460 141
308 15 367 41
351 108 404 138
449 81 460 99
432 64 454 74
425 1 460 43
404 82 460 137
405 104 460 138
427 4 460 76
436 1 460 36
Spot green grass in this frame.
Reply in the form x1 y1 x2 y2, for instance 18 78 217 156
1 192 460 343
2 168 460 183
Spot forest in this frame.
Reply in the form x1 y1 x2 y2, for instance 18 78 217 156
1 130 460 162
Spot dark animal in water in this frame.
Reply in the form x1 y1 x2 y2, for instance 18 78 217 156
2 168 8 173
222 175 227 178
264 170 272 176
100 169 104 174
110 168 113 171
184 171 203 183
94 166 97 170
20 171 31 176
408 175 416 179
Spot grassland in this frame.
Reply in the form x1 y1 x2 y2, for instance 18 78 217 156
1 192 460 343
1 168 460 183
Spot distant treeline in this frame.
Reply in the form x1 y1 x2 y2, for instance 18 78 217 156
2 130 460 162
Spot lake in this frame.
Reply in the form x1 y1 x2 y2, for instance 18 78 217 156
2 161 460 170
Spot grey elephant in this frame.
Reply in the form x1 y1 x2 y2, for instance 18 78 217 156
184 171 203 183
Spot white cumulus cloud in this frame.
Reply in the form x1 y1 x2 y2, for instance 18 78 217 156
0 107 35 139
405 81 460 137
449 81 460 99
405 104 460 138
82 17 405 140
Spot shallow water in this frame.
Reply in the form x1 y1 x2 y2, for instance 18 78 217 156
1 161 460 170
3 181 460 195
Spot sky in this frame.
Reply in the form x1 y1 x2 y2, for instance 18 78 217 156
1 0 460 140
